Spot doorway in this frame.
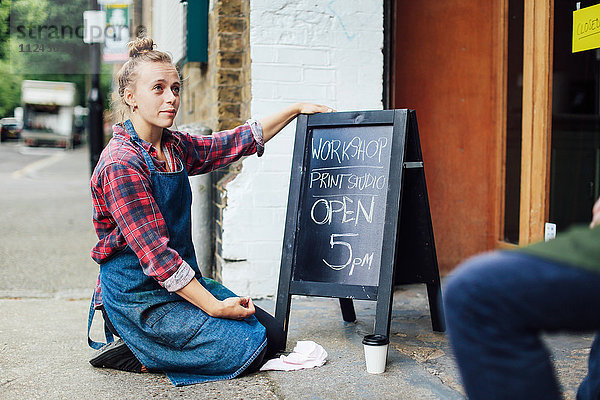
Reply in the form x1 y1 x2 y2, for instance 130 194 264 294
550 0 600 231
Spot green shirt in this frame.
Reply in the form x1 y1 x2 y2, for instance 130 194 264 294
518 224 600 273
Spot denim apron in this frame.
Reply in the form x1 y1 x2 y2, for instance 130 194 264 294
88 120 266 386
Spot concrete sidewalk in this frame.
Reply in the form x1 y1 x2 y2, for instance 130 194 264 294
0 284 594 400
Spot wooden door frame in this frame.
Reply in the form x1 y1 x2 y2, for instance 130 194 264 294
384 0 554 249
495 0 509 249
519 0 554 245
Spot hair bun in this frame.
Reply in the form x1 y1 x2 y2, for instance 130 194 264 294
128 37 155 58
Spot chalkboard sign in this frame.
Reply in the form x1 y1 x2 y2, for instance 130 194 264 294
275 109 444 347
294 124 393 288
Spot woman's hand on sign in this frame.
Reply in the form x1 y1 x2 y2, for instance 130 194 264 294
217 296 256 320
260 103 335 143
297 102 335 115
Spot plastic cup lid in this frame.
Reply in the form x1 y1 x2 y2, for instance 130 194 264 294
362 334 389 345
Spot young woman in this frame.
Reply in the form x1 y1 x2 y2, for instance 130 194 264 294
86 37 332 386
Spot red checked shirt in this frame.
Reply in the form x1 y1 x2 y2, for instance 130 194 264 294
90 120 264 309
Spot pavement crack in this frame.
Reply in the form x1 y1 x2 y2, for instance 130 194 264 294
1 378 16 387
263 374 285 400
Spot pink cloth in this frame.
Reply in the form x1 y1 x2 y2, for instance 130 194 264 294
259 341 328 371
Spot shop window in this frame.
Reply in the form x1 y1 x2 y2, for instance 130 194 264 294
549 0 600 232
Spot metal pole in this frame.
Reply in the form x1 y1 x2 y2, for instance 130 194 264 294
88 0 104 175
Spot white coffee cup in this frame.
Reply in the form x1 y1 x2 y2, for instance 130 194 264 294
362 334 389 374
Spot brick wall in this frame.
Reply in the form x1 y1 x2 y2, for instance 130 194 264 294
180 0 250 130
220 0 384 297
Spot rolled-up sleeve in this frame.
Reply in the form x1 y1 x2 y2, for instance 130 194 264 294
162 260 195 292
246 118 264 157
180 121 265 176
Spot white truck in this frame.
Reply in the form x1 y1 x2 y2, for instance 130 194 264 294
20 80 77 149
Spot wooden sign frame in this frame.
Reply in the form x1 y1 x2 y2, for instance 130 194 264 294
275 109 444 348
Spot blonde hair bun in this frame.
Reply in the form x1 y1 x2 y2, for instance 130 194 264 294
128 37 155 58
112 36 177 122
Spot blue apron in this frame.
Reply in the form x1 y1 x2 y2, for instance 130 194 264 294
88 120 266 386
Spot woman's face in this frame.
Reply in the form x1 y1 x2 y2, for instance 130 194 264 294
127 61 181 131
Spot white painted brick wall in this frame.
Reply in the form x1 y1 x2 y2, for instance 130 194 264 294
152 0 185 63
221 0 384 298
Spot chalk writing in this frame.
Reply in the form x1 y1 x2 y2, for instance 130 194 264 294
322 233 359 270
310 195 375 225
311 136 388 163
310 170 387 190
303 127 391 280
293 124 393 287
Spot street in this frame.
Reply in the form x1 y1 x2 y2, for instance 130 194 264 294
0 142 98 297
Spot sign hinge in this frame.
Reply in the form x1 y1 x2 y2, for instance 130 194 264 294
403 161 423 169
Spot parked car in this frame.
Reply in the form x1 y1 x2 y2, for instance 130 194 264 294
0 117 21 141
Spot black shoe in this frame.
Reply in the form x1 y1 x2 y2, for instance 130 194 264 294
89 338 144 373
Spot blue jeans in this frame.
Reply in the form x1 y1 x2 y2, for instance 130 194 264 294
444 251 600 400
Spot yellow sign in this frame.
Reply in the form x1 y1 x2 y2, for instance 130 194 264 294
573 4 600 53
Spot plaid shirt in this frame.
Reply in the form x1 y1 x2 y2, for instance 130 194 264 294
91 120 264 309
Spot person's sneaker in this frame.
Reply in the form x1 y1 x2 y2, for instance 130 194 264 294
89 338 144 373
